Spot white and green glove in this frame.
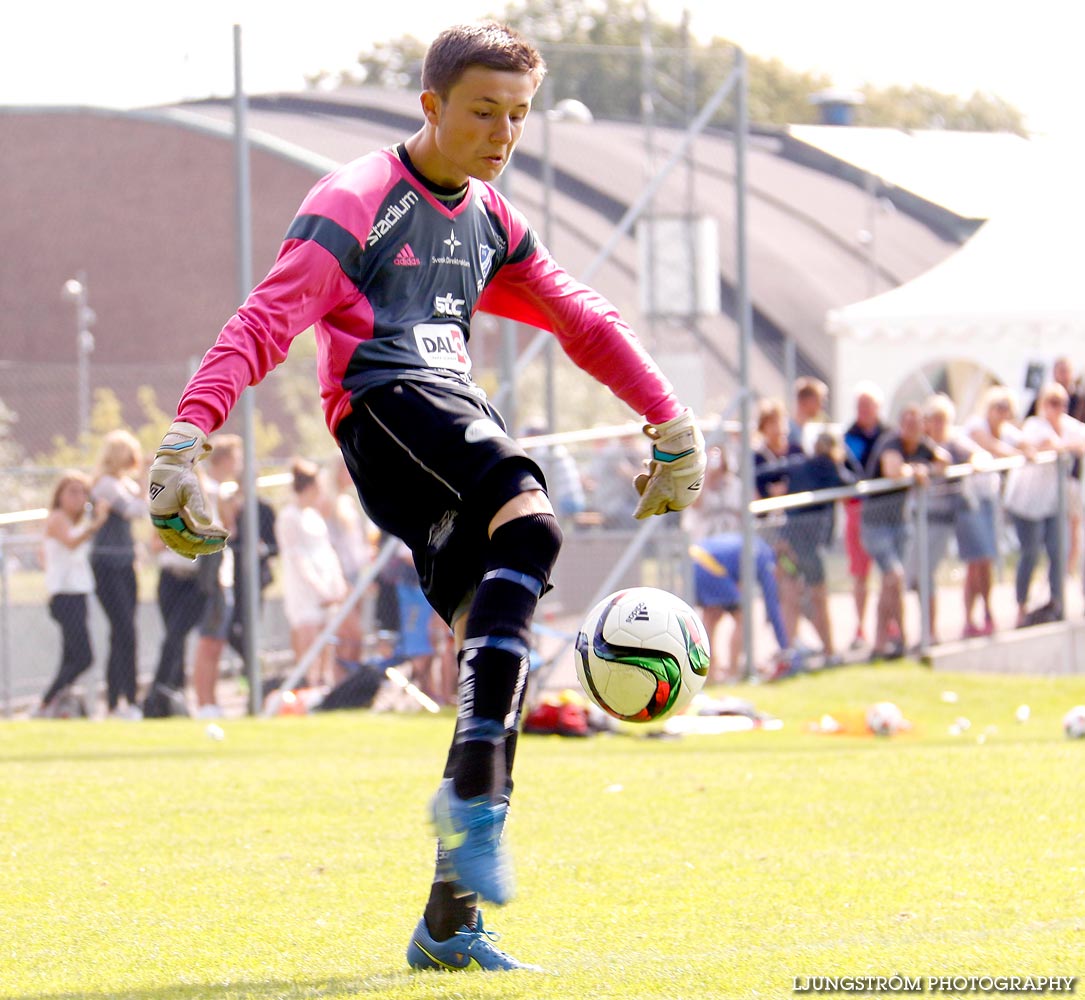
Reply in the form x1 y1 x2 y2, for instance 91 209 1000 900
632 408 707 519
148 421 229 559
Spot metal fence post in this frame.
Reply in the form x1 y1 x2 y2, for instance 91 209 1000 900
915 481 931 659
1056 452 1067 619
0 530 10 718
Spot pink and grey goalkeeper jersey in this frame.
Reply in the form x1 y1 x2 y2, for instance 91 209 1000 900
177 145 680 436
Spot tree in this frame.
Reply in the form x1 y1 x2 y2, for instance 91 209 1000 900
859 85 1026 133
0 396 28 512
33 386 286 484
336 0 1025 135
268 330 341 462
343 35 429 91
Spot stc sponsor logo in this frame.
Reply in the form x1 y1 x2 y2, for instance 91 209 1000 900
366 190 420 247
434 293 466 318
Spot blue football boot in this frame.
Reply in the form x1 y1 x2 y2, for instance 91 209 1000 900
406 910 543 972
429 778 513 905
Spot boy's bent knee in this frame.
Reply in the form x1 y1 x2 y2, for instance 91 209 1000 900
487 512 563 586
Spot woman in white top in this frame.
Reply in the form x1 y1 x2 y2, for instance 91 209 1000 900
275 458 349 687
322 455 371 666
1003 381 1085 625
36 471 108 715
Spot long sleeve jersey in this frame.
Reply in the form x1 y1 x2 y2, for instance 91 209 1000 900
177 145 680 437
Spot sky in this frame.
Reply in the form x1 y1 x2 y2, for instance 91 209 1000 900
0 0 1079 135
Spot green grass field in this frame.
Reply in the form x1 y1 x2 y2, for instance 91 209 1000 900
3 663 1084 1000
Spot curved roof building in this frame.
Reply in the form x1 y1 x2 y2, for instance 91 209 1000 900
0 88 963 454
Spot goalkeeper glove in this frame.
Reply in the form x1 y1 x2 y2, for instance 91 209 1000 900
148 421 229 559
632 408 706 519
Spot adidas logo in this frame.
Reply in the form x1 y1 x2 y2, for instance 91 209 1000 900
625 603 650 623
394 243 421 267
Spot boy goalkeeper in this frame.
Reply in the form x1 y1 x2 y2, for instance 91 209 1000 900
148 21 704 973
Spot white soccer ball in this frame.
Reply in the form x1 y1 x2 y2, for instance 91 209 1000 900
866 700 905 737
574 587 710 723
1063 705 1085 739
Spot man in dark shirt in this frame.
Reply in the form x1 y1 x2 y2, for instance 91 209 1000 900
861 402 946 658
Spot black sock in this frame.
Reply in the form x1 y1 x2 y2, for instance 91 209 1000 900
424 881 478 941
450 513 561 801
453 739 504 801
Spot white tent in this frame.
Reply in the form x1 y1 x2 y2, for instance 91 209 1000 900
825 136 1085 421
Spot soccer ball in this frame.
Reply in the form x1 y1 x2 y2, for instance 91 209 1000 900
574 587 710 723
1063 705 1085 739
866 700 904 737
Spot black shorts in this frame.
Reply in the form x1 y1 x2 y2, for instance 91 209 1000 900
336 378 546 625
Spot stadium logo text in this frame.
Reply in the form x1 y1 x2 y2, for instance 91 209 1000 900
366 190 420 247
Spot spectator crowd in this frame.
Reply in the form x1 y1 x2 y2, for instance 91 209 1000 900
27 356 1085 715
689 359 1085 682
32 435 456 720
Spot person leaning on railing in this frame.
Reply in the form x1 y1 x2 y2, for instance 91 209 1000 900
958 386 1031 636
914 394 984 645
1003 381 1085 627
779 431 855 666
861 403 950 660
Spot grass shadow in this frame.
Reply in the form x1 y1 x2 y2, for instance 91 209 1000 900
0 747 261 765
8 968 553 1000
8 974 397 1000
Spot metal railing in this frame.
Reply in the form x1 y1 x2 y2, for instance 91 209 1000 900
1 446 1075 715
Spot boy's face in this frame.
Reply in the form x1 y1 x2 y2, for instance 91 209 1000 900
421 66 536 186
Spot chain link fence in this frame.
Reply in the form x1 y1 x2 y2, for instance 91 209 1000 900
2 419 1079 716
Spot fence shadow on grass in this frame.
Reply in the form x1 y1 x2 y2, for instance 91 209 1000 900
12 967 549 999
10 973 410 1000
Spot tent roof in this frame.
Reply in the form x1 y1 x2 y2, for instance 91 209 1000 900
826 135 1085 342
788 125 1036 220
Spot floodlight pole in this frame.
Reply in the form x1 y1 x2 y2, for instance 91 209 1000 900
233 24 263 715
62 273 95 441
541 77 557 433
640 9 658 336
734 49 757 679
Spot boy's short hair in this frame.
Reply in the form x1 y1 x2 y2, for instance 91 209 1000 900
422 22 546 97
